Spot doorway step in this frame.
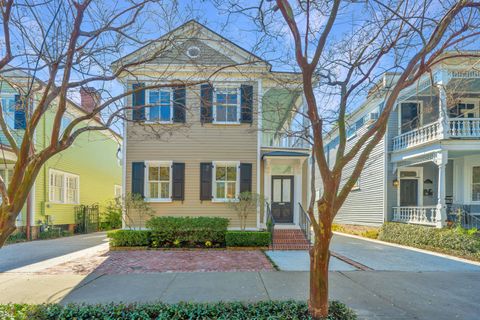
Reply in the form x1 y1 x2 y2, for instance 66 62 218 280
271 229 310 250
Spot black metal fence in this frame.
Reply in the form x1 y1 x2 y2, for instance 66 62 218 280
75 204 100 234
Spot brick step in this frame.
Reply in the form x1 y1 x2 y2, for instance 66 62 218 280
273 234 308 240
273 239 310 244
271 244 310 250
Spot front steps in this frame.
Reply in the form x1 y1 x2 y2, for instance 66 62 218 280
271 228 310 250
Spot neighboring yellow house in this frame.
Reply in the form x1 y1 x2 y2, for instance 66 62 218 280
0 70 122 238
114 20 311 230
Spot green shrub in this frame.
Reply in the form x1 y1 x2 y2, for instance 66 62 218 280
38 229 71 240
146 216 229 248
361 229 379 239
6 232 27 244
378 223 480 255
226 231 271 247
0 301 356 320
100 201 122 230
107 229 151 247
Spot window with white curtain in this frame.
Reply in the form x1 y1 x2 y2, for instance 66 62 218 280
49 169 79 204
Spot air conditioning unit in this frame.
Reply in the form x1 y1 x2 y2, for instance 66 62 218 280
366 112 379 124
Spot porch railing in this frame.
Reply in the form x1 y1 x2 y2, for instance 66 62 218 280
265 202 275 249
392 122 441 151
298 203 313 245
392 206 437 226
448 118 480 138
262 130 308 149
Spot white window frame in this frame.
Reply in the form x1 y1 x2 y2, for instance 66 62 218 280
212 161 240 202
144 161 172 202
0 94 17 129
213 88 241 125
48 169 80 204
146 88 173 124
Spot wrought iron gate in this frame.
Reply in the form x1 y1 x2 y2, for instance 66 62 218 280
75 204 100 233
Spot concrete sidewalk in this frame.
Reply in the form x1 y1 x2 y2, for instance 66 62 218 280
1 271 479 320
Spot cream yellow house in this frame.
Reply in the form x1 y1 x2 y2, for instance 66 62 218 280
115 20 311 230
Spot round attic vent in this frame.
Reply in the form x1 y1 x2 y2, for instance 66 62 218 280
186 46 201 59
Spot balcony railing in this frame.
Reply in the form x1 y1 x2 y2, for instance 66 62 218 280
392 206 437 226
262 130 308 148
392 118 480 151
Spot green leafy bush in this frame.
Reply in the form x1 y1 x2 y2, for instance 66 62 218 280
100 201 122 230
226 231 271 247
378 223 480 256
38 229 71 240
6 232 27 244
146 216 229 248
0 301 356 320
107 230 151 247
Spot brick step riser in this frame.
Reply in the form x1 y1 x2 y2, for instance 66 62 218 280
273 239 310 244
271 246 310 250
273 235 308 240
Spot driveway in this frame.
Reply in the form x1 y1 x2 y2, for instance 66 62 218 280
0 232 108 272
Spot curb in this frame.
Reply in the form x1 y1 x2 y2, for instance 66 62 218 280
333 231 480 267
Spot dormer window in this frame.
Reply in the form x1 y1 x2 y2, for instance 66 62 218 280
213 88 240 124
147 89 172 123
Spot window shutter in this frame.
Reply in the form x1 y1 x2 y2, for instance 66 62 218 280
131 162 145 197
132 83 146 121
14 94 26 129
239 163 252 193
173 86 186 123
200 83 213 123
200 162 213 200
240 84 253 124
171 162 185 200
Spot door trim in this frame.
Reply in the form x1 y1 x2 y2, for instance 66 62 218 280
271 175 294 224
397 167 424 207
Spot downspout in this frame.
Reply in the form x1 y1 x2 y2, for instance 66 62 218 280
26 193 31 240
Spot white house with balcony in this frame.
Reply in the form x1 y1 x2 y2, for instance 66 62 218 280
320 55 480 229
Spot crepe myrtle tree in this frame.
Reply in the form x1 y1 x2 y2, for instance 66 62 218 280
0 0 261 247
216 0 480 318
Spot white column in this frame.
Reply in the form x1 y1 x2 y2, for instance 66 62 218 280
437 84 449 139
435 151 448 228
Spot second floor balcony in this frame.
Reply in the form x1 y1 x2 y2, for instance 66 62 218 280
262 130 310 149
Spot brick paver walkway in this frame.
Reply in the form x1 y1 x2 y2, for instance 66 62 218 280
41 249 274 275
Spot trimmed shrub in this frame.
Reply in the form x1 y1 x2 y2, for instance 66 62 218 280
0 301 356 320
107 230 151 247
226 231 271 247
146 216 229 248
378 223 480 255
38 229 72 240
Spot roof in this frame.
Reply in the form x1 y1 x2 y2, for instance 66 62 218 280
262 151 310 158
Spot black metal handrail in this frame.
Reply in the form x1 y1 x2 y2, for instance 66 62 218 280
266 202 275 248
299 203 312 245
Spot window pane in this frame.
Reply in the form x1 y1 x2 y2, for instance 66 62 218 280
282 179 291 202
160 182 169 198
216 182 225 198
226 182 236 199
149 182 159 198
216 166 226 181
217 94 226 104
149 166 159 181
226 166 236 181
160 91 170 104
473 167 480 184
160 106 170 121
227 106 237 122
149 106 160 121
473 184 480 201
227 93 237 104
273 179 282 202
216 105 226 122
149 91 159 104
160 166 169 180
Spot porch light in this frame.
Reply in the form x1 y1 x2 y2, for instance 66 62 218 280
393 179 399 187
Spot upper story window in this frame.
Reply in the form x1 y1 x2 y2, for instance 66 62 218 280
49 169 80 204
147 89 172 123
213 161 239 201
214 88 240 124
1 95 16 129
400 102 421 134
146 161 172 201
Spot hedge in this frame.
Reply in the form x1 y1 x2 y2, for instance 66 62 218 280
378 223 480 256
226 231 271 247
107 230 151 247
146 217 229 248
0 301 356 320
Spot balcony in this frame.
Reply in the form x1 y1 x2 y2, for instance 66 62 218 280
392 118 480 152
262 130 309 149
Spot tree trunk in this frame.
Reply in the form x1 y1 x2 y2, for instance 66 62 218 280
0 207 17 247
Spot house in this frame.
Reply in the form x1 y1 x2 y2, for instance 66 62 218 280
321 55 480 228
114 20 312 232
0 69 123 239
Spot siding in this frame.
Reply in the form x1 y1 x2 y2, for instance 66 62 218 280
125 82 258 229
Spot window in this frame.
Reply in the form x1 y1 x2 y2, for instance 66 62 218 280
1 95 16 129
147 89 172 122
146 162 171 201
214 88 239 123
346 126 356 140
213 162 239 201
472 166 480 202
49 169 79 204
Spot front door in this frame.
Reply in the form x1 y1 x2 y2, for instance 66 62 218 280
400 179 418 206
271 176 294 223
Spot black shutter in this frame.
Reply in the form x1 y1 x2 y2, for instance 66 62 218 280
200 162 213 200
14 94 26 129
200 83 213 123
132 83 145 121
240 84 253 124
171 162 185 200
173 86 186 123
239 163 252 193
131 162 145 197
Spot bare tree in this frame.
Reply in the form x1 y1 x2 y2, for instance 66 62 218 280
217 0 480 318
0 0 260 247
